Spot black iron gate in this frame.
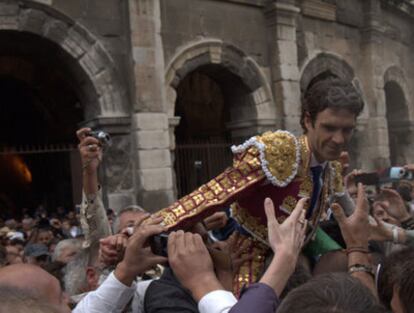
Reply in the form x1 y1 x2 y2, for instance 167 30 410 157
0 144 80 215
174 141 234 198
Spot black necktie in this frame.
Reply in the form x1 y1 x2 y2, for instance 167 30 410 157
307 165 323 219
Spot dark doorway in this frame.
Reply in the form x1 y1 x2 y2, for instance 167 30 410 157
0 31 84 217
385 81 408 165
174 65 253 197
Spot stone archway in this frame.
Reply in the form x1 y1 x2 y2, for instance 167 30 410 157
165 38 276 142
384 66 413 165
0 1 133 211
165 38 275 196
0 0 129 118
299 52 355 93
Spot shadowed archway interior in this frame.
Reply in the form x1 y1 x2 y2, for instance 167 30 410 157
0 31 85 217
385 81 408 165
174 64 254 197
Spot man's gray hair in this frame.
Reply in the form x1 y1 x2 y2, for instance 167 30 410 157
63 244 99 296
52 239 82 262
112 205 146 233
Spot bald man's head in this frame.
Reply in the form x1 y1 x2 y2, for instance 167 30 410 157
0 285 62 313
0 264 70 313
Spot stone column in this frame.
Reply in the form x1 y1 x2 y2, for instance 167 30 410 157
82 116 134 212
388 120 414 165
128 0 175 212
265 0 302 135
359 0 390 170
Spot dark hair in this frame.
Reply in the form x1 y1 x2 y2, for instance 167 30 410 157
280 262 312 299
395 258 414 313
301 76 364 133
0 245 6 266
277 273 377 313
377 247 414 309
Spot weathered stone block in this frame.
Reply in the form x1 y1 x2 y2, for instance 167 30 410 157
131 18 155 47
272 40 298 65
42 19 69 44
108 192 136 213
132 113 168 131
272 63 299 81
80 44 107 77
133 47 156 64
0 15 17 29
136 149 172 169
276 24 296 41
33 0 52 5
302 0 336 22
137 189 176 213
134 130 170 149
0 2 19 16
18 8 46 34
252 86 270 105
62 25 96 59
137 168 174 191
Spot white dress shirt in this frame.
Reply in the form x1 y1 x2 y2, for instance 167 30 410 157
198 290 237 313
73 272 137 313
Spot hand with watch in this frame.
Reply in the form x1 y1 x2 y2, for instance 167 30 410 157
331 183 377 295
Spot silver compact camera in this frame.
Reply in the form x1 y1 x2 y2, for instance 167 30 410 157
88 130 112 147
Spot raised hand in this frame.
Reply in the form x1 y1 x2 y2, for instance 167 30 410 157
76 127 102 175
203 211 228 231
379 188 411 222
331 183 369 249
259 197 308 296
265 197 307 259
168 231 223 301
114 215 167 286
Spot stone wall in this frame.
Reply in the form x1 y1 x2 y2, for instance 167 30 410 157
3 0 414 212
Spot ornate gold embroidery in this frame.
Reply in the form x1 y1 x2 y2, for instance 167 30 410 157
192 194 204 206
204 191 215 200
160 211 176 226
172 205 186 217
183 200 194 211
219 177 232 189
206 180 224 195
258 131 298 183
297 135 311 177
299 175 313 197
280 195 298 214
229 171 243 183
238 163 252 176
232 235 268 296
232 203 268 243
331 161 344 194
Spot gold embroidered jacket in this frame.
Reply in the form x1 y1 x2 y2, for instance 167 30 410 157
153 130 344 292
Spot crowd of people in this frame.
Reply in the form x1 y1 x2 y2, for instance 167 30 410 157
1 76 414 313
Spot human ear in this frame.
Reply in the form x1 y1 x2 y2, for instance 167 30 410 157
304 112 313 131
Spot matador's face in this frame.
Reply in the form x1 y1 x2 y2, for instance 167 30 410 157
304 108 356 162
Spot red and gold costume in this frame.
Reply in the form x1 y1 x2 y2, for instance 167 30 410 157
154 130 344 293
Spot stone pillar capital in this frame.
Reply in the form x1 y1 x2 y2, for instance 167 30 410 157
81 116 131 135
265 1 300 27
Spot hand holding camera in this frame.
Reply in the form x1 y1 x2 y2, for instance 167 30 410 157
354 166 414 186
76 128 111 175
115 214 167 286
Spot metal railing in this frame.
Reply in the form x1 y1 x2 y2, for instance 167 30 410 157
174 140 234 198
0 143 77 155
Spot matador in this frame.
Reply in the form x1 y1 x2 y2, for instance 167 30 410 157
153 77 364 293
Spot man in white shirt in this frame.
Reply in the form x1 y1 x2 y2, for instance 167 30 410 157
73 214 167 313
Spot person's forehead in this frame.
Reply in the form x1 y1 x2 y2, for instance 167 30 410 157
316 108 356 122
121 210 145 219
